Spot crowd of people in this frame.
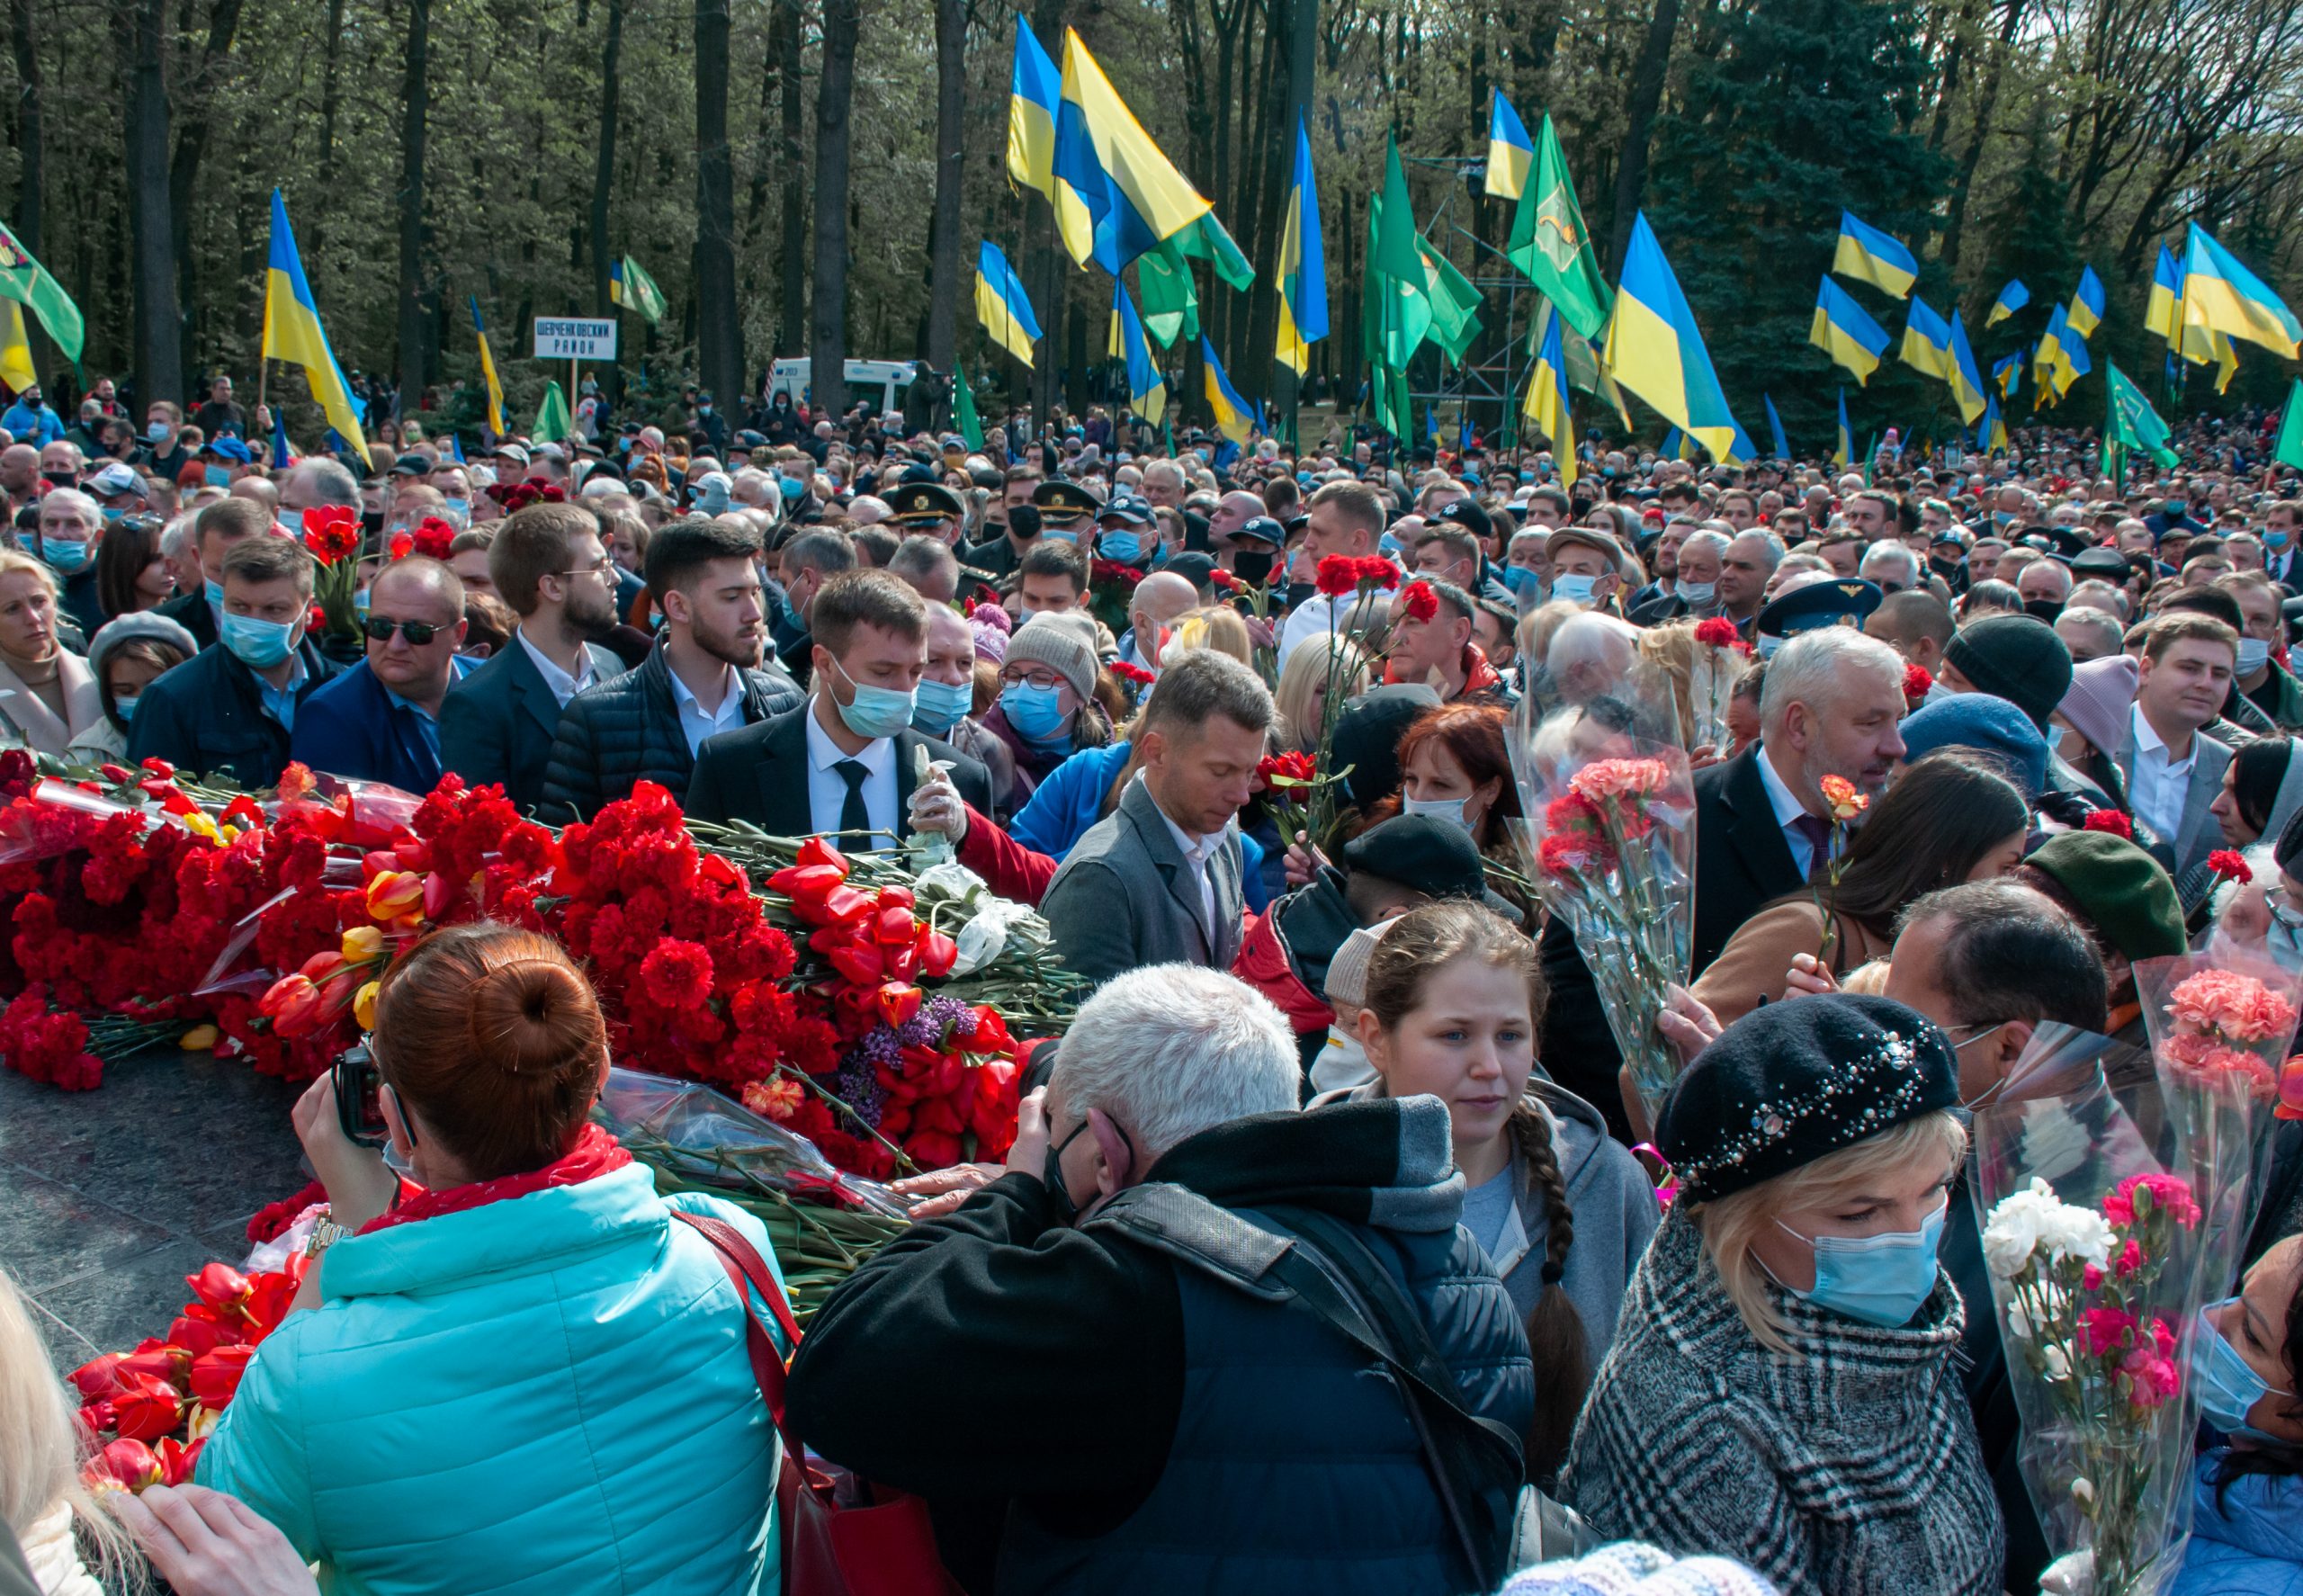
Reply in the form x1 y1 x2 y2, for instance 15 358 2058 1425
3 376 2303 1596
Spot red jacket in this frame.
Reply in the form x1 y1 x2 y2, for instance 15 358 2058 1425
1231 904 1331 1036
954 802 1057 906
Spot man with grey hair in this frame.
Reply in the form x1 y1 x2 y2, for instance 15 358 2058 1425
278 456 363 532
1140 457 1187 512
885 533 959 606
31 486 106 630
1717 528 1783 636
786 963 1534 1596
1858 539 1920 596
1044 650 1274 984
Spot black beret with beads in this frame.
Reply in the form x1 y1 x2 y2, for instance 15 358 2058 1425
1657 993 1959 1204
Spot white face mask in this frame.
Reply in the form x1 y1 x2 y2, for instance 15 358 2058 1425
1402 794 1471 831
2236 638 2271 675
1675 580 1716 605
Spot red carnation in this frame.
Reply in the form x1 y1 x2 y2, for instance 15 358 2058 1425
1353 557 1402 590
1401 581 1439 623
1904 661 1934 702
2209 849 2251 883
639 939 715 1010
1693 616 1740 649
411 516 458 560
1314 555 1362 597
2082 809 2133 839
1111 660 1155 687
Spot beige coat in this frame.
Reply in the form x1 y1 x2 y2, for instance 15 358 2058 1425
1689 896 1892 1027
0 650 101 756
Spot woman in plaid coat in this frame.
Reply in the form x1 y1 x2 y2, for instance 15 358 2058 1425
1561 995 2004 1596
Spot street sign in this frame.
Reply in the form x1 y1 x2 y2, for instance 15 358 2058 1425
533 318 617 360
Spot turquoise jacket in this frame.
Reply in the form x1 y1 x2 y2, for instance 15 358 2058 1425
198 1163 785 1596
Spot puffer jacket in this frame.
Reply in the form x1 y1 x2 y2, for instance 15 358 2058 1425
539 637 799 821
2172 1452 2303 1595
197 1164 785 1596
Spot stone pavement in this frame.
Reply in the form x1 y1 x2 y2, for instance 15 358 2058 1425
1 1050 308 1374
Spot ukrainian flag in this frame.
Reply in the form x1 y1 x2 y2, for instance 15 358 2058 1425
1053 29 1210 272
1946 310 1986 425
1985 280 2028 327
1007 15 1060 198
1993 350 2023 399
470 296 505 438
1603 213 1746 462
1111 283 1165 426
1899 295 1955 381
1763 394 1788 461
2180 222 2300 359
1833 389 1851 469
1979 391 2007 453
1275 114 1328 376
2035 305 2090 404
263 189 370 468
975 241 1042 367
1660 426 1698 462
1521 309 1575 489
1832 211 1917 299
1810 276 1889 385
2066 265 2106 339
1483 93 1534 202
2146 245 2182 342
1199 336 1253 444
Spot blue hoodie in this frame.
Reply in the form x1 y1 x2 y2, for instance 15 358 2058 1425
2172 1451 2303 1596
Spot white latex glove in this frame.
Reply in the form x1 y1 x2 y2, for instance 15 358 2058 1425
906 769 969 843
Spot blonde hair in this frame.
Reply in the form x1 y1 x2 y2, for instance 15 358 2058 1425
1839 958 1894 996
1634 620 1706 753
1515 598 1585 675
1689 1110 1967 1352
1273 632 1371 753
1169 605 1253 668
0 1269 134 1579
0 548 59 597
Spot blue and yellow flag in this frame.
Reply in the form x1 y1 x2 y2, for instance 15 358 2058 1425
1979 390 2007 453
1053 29 1210 271
1899 295 1955 381
469 297 505 439
1993 350 2024 399
2146 246 2182 342
1985 280 2028 327
1660 426 1698 462
1833 389 1852 469
974 241 1042 367
2066 265 2106 339
263 189 370 468
1946 310 1986 425
1762 393 1788 461
2180 222 2300 359
1110 282 1165 426
1199 336 1252 444
1603 212 1746 462
1007 15 1060 198
1521 309 1575 489
1275 114 1328 376
1809 276 1889 385
1832 211 1917 298
2035 305 2090 405
1483 93 1535 202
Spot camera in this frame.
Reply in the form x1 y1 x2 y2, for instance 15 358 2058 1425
332 1040 389 1149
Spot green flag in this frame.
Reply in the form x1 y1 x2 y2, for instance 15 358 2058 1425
533 380 572 444
1135 242 1200 348
1170 211 1254 291
0 219 83 363
614 256 667 325
1505 115 1610 344
1419 239 1483 365
954 360 983 451
2105 362 2180 471
1370 138 1433 372
2275 378 2303 471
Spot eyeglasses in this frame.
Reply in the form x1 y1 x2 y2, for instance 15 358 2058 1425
556 559 615 580
363 616 444 645
1001 668 1065 692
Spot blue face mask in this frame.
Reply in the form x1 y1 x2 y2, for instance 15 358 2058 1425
444 497 470 519
2266 530 2292 551
112 695 139 725
1779 1203 1946 1329
1100 530 1143 565
220 611 300 670
204 465 230 489
40 538 90 576
2191 1300 2296 1439
1549 573 1598 605
1378 533 1405 559
779 476 805 501
912 677 974 736
146 420 170 444
1757 632 1784 659
828 657 916 740
1000 680 1071 743
276 507 304 537
1045 527 1079 545
204 578 226 611
1402 794 1470 830
1501 565 1540 599
102 506 125 524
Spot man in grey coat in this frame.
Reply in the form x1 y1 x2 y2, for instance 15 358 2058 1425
1042 650 1272 987
2116 611 2236 886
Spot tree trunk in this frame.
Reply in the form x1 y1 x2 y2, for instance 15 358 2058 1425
808 0 858 414
9 0 42 381
396 0 431 398
695 0 745 406
120 0 181 404
591 0 623 328
1940 0 2023 275
1606 0 1680 273
925 0 965 372
775 0 806 358
310 0 345 256
167 0 244 377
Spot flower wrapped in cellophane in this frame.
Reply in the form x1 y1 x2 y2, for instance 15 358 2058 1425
1970 1022 2269 1595
1507 674 1693 1125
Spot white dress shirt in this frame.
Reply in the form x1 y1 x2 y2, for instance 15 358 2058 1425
1143 772 1222 937
805 703 898 845
668 660 747 757
2128 703 2195 845
1756 744 1821 877
515 626 597 708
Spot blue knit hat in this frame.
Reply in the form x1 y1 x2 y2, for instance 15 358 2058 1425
1897 693 2048 802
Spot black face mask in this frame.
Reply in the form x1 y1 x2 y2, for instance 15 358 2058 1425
1043 1116 1134 1226
1233 549 1275 585
2023 597 2065 624
1930 556 1964 580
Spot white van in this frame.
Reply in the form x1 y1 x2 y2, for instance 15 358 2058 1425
767 358 920 417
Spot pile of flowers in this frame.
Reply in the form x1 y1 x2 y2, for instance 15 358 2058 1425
73 1258 308 1495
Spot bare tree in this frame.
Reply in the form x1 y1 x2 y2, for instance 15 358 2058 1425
810 0 861 411
117 0 181 403
696 0 745 405
397 0 432 397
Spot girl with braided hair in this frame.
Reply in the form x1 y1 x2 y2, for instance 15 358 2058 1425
1315 901 1658 1483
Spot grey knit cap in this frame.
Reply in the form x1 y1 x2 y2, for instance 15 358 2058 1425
1007 614 1099 701
1323 921 1388 1011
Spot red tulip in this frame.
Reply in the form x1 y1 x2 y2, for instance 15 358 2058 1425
365 869 424 921
69 1353 125 1397
109 1373 186 1441
187 1262 251 1311
828 943 886 989
872 903 917 946
918 928 959 979
256 973 324 1036
156 1436 206 1486
169 1314 232 1358
970 1006 1016 1056
189 1344 255 1409
877 982 923 1027
85 1439 162 1493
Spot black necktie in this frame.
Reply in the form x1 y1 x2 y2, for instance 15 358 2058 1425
1791 811 1832 868
835 759 872 846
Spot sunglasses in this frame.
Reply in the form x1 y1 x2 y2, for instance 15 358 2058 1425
363 615 444 645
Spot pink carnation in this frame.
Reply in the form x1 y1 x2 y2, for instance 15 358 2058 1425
2102 1173 2200 1230
2158 1032 2280 1098
2120 1336 2182 1409
2077 1306 2137 1358
1570 758 1675 804
2166 969 2298 1045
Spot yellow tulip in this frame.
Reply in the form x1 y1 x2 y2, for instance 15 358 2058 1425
178 1024 220 1052
354 981 381 1031
342 926 386 964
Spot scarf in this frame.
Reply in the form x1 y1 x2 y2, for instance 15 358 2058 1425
358 1123 632 1235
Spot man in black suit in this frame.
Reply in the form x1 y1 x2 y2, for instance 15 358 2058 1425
438 501 627 810
686 568 990 843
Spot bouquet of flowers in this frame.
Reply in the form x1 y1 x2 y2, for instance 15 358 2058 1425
1971 1022 2272 1596
1507 678 1695 1124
